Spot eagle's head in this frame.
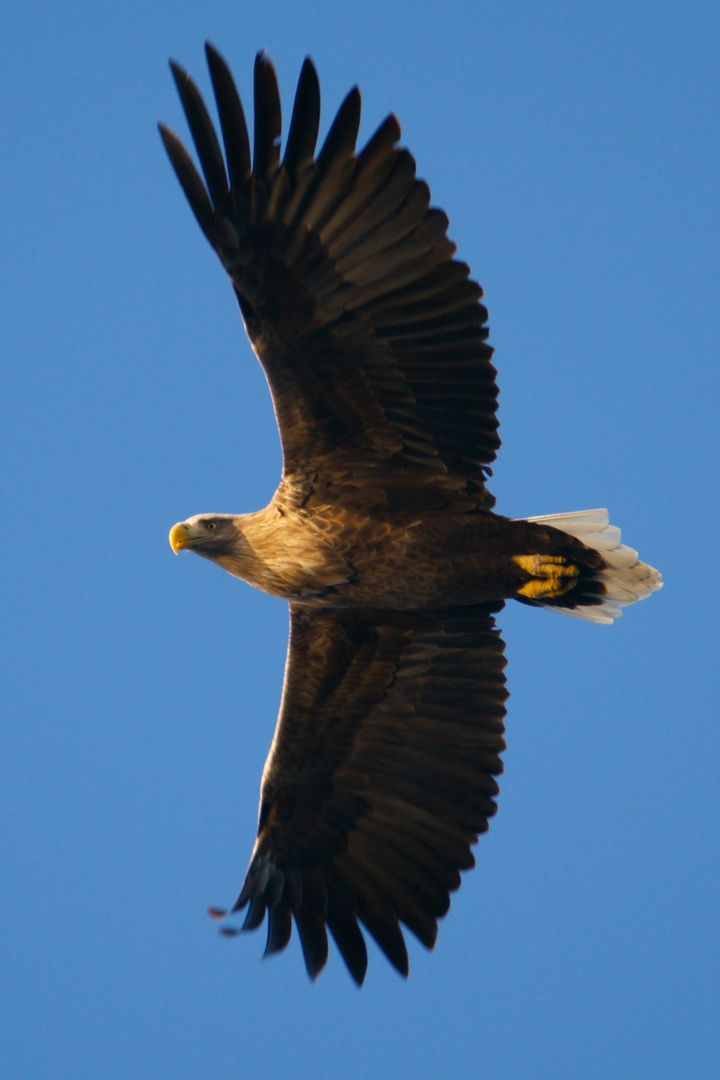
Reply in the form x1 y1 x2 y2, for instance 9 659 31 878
169 514 240 560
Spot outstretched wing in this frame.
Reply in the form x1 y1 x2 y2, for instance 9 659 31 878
160 44 500 507
222 602 507 984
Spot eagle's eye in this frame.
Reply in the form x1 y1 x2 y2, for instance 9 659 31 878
205 521 218 532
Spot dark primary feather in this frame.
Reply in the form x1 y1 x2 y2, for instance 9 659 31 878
169 61 228 212
160 44 500 507
282 58 321 182
252 52 281 181
206 44 251 190
231 604 507 984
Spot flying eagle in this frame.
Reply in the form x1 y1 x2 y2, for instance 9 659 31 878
160 44 661 984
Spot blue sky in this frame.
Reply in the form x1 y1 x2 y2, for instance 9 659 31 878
2 1 718 1077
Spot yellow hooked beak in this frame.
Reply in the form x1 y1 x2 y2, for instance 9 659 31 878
169 521 191 553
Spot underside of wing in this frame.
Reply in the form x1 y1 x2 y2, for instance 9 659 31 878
159 45 500 506
218 602 507 984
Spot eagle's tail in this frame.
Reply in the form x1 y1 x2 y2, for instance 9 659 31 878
515 508 662 624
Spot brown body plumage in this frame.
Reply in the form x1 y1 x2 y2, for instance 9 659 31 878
175 494 605 610
161 44 661 984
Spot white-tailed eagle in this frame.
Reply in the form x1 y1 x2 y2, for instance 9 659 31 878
160 44 661 984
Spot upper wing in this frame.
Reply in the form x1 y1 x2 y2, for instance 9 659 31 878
221 602 507 984
160 45 500 507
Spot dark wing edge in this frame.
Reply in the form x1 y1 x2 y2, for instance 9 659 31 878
159 44 500 503
220 602 507 984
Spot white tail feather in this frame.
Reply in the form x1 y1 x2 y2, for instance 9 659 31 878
522 509 662 624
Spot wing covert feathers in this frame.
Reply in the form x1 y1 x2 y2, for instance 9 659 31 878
227 603 507 984
160 44 500 502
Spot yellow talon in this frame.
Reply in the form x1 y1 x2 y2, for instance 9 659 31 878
513 554 580 599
